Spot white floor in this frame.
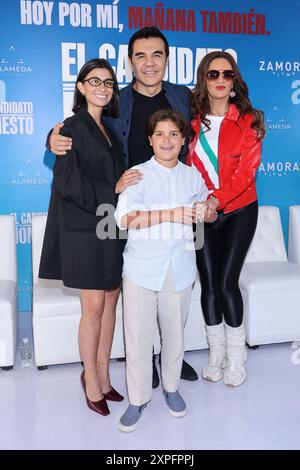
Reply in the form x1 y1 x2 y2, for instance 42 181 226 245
1 312 300 450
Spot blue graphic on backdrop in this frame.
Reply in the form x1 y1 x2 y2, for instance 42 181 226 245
0 81 5 101
1 0 300 311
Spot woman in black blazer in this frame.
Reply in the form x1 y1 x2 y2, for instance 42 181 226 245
39 58 141 416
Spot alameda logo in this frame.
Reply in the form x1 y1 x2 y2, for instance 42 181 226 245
0 46 32 74
265 106 292 132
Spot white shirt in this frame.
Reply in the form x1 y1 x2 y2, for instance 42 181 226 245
115 157 208 291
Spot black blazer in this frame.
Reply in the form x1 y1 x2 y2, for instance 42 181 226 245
39 109 126 290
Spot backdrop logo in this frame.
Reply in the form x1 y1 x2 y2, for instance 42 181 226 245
259 160 299 176
18 280 32 294
0 46 32 75
259 59 300 77
265 106 292 132
11 160 48 186
11 211 47 245
0 98 34 135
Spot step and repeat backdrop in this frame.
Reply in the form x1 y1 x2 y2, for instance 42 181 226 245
1 0 300 310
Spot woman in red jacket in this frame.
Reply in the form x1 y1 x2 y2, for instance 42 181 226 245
187 51 265 387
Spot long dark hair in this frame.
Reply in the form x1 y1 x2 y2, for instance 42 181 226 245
191 51 265 139
72 58 119 117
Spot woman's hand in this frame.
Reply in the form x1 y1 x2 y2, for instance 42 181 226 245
207 195 219 211
115 169 143 193
195 201 218 223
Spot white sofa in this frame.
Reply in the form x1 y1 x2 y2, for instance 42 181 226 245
288 205 300 265
240 206 300 347
0 215 18 370
32 215 207 368
32 215 81 368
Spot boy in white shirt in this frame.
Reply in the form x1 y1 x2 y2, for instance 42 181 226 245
115 109 216 432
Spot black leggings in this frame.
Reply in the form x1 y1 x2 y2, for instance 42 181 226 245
196 201 258 327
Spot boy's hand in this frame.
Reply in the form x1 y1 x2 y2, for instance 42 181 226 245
169 206 196 225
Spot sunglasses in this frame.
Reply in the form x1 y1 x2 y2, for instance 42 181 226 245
206 70 235 81
83 77 116 88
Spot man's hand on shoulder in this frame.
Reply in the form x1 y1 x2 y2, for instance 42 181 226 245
50 123 72 156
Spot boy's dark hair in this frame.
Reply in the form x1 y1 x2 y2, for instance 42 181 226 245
128 26 169 59
147 108 189 137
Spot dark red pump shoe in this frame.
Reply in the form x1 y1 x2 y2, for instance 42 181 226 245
80 371 110 416
104 387 124 402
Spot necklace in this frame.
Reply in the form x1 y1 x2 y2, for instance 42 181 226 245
209 109 228 116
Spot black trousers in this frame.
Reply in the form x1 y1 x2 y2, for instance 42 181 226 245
196 201 258 327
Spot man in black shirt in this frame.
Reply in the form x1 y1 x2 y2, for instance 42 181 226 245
128 87 171 166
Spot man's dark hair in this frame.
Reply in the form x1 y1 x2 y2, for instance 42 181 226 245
147 108 189 138
128 26 169 60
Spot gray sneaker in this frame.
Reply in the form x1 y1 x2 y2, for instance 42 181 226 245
163 390 187 418
118 403 147 433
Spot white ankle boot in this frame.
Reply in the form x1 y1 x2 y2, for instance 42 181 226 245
224 324 247 387
202 323 226 382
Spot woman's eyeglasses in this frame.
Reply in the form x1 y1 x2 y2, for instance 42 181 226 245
83 77 116 88
206 70 235 81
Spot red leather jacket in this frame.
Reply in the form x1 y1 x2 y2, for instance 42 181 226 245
187 104 261 214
